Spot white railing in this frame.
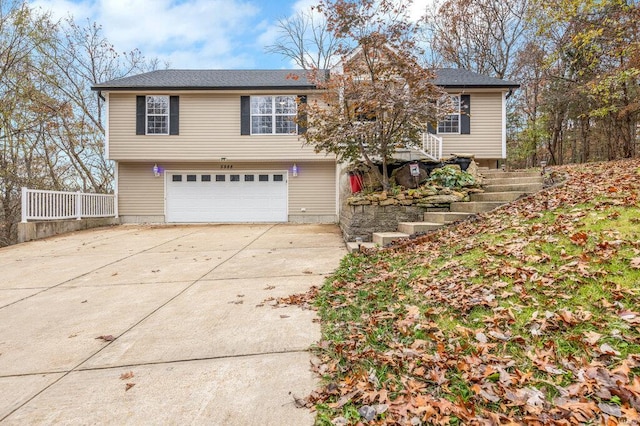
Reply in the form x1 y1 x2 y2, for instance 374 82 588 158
421 132 443 161
21 188 117 223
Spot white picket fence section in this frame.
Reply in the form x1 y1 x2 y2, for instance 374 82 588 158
21 187 117 222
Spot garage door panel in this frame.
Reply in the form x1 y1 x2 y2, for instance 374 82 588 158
166 172 287 223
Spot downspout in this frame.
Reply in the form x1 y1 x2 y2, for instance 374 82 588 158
502 90 508 159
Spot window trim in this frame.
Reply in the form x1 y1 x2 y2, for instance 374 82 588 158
437 94 461 135
250 95 298 135
146 95 170 135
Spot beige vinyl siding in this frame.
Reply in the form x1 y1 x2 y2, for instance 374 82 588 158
108 93 327 161
440 91 504 159
117 160 336 220
286 161 336 215
118 162 165 216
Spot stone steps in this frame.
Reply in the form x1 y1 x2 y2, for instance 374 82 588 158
346 241 379 253
346 167 546 248
483 183 544 193
397 222 444 234
481 170 541 179
469 192 527 202
450 201 505 213
423 212 474 223
483 176 544 186
372 232 410 246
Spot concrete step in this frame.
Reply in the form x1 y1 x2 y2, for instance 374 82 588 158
397 222 444 234
470 192 527 202
450 201 505 213
372 232 409 246
423 212 474 224
346 241 379 253
481 170 541 179
483 183 544 193
483 176 544 185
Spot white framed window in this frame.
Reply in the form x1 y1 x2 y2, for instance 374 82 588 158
250 96 297 135
438 95 460 134
146 95 169 135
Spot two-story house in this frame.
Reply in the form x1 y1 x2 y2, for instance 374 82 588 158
92 68 517 224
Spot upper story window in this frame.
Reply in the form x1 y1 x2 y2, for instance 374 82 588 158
438 95 460 134
136 95 179 136
146 96 169 135
250 96 297 135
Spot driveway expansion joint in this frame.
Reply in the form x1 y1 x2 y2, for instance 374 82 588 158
0 349 312 379
75 348 315 372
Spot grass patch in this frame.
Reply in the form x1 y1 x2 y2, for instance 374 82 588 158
308 159 640 424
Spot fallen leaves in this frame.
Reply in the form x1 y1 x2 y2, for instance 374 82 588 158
120 371 135 392
95 335 115 342
304 159 640 424
570 231 589 246
583 331 603 345
263 286 319 310
120 371 134 380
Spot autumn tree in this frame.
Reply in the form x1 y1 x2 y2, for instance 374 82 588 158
508 0 640 166
535 0 639 161
425 0 531 79
0 3 156 246
0 2 57 245
301 0 445 190
36 17 155 192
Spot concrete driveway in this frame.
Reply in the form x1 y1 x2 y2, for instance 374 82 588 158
0 224 346 425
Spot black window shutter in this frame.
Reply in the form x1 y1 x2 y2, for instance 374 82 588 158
169 96 179 135
460 94 471 134
297 95 307 135
240 96 250 135
427 121 435 134
136 96 145 135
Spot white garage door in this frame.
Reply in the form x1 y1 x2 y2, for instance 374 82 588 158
165 171 288 223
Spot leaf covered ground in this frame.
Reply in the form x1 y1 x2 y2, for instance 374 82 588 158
305 159 640 425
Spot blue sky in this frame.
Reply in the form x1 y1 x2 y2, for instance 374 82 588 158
29 0 431 70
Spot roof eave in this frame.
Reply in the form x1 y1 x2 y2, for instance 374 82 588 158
439 83 520 89
90 85 319 92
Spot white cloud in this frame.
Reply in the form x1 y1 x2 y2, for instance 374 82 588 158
409 0 434 21
291 0 318 13
31 0 95 21
256 20 282 49
30 0 263 68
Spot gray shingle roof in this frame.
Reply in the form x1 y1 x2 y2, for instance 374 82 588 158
92 69 322 91
434 68 519 88
92 67 518 91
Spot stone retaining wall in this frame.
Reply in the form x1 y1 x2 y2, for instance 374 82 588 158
340 203 447 242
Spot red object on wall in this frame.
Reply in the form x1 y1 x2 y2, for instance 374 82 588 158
349 172 363 193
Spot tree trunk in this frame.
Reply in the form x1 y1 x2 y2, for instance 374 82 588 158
580 117 590 162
